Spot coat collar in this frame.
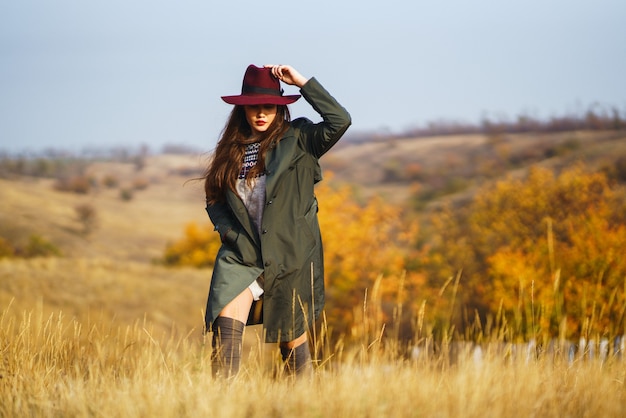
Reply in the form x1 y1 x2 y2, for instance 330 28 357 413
264 128 298 199
225 189 258 245
225 127 299 245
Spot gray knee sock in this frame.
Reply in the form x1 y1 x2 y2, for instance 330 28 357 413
211 317 245 378
280 341 312 376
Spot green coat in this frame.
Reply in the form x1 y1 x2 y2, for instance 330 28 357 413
204 77 351 343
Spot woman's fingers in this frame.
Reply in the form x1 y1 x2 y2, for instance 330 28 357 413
263 64 306 87
264 64 290 80
264 64 279 78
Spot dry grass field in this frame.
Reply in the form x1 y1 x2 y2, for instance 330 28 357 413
2 134 626 417
2 300 626 417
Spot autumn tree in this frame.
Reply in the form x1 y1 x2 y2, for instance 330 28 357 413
163 223 222 268
422 164 626 341
315 176 422 336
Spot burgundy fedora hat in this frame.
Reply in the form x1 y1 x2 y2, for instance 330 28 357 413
221 65 301 106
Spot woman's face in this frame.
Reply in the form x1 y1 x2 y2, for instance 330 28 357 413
244 104 277 134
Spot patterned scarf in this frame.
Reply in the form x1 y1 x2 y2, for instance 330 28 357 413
238 142 261 179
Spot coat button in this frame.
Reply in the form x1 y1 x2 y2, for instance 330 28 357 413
264 260 272 267
267 200 273 205
262 229 268 234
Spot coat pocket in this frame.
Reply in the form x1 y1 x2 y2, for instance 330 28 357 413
235 232 260 265
298 198 320 259
296 216 315 257
223 228 259 266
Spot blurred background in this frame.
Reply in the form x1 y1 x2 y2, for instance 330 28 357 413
1 0 625 154
1 0 626 347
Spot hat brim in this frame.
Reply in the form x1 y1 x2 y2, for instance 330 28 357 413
221 94 301 106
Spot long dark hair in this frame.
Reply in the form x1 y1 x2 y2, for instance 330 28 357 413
204 105 291 204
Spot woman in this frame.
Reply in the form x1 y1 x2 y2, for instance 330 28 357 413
204 64 350 378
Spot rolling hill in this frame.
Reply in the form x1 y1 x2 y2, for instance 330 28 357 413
1 129 625 338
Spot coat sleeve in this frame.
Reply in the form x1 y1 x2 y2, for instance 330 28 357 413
297 77 351 158
206 201 238 244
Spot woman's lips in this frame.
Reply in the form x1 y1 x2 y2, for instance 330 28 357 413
256 121 266 126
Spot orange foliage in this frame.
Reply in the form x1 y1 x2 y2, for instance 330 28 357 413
426 164 626 340
163 222 222 268
164 164 626 342
315 174 422 333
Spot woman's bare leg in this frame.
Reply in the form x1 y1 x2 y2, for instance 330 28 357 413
280 332 308 349
219 287 254 324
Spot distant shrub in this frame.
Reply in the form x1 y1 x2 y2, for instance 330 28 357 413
132 155 146 172
20 234 62 258
54 175 91 194
442 176 469 195
132 177 149 190
0 237 15 258
544 138 581 158
102 175 119 188
411 176 469 209
119 188 133 201
31 158 55 177
602 155 626 184
508 146 544 166
614 156 626 183
74 203 98 235
404 163 426 181
381 159 405 182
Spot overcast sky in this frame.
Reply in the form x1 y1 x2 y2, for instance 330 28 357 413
1 0 625 154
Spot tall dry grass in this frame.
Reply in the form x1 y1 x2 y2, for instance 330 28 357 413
2 294 626 417
3 154 626 416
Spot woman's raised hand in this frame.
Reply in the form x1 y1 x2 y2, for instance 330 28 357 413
264 64 308 88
